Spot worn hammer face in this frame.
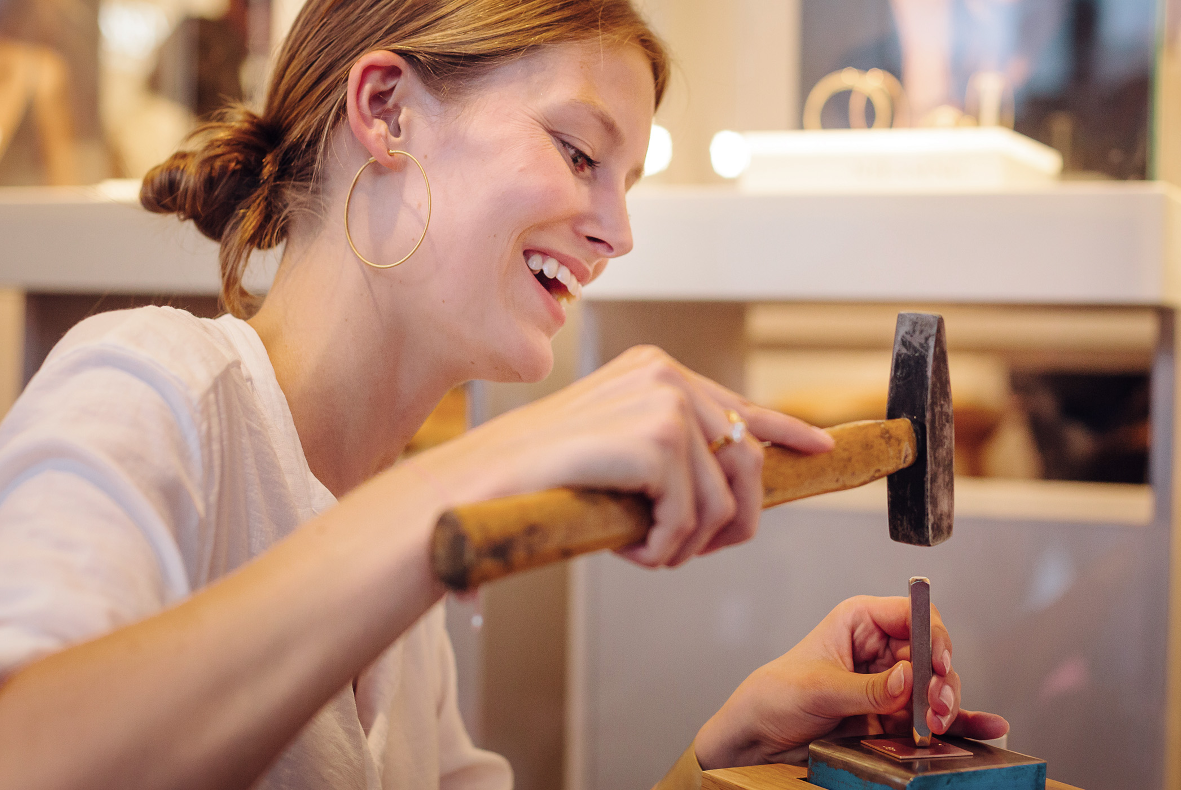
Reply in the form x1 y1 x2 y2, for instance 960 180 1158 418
886 313 954 546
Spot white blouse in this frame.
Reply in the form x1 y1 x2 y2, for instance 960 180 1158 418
0 306 511 789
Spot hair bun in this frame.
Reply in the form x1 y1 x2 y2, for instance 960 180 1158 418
140 107 285 244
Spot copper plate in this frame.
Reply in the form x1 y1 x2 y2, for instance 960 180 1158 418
861 737 973 762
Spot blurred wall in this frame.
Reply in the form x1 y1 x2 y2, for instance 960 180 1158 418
1159 0 1181 186
635 0 801 186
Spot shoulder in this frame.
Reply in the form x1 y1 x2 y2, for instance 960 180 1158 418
39 306 244 401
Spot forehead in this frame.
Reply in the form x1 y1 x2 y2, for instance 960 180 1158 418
463 40 656 138
521 39 654 107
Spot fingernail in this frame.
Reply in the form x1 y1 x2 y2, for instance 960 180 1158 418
939 712 954 730
813 427 835 446
939 685 954 713
888 663 905 696
942 650 952 674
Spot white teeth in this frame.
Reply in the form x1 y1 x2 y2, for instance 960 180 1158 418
555 265 583 299
527 252 583 300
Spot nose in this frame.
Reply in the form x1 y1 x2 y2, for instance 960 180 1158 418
579 184 634 259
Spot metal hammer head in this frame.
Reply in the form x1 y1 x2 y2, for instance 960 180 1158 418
886 313 954 546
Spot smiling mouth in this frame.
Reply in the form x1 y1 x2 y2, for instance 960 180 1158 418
526 252 584 302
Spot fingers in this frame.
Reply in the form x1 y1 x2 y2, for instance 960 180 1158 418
930 604 953 677
927 667 960 734
945 709 1011 741
819 660 912 722
576 346 831 566
612 346 831 458
678 365 833 454
926 604 958 734
818 596 995 745
697 416 765 556
663 407 737 566
617 385 729 567
743 407 834 454
872 674 1007 745
658 366 767 556
842 596 912 645
611 350 761 565
859 661 912 716
829 596 964 736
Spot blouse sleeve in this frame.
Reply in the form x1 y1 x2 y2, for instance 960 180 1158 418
0 345 206 678
435 611 513 790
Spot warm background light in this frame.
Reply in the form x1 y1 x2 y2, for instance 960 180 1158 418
709 130 751 178
643 124 673 176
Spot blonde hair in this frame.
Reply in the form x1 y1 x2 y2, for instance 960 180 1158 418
141 0 670 318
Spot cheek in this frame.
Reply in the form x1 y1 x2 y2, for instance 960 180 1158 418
428 140 583 309
437 159 571 244
461 172 582 288
501 154 581 221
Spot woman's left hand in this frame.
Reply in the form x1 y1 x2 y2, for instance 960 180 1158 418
693 595 1010 769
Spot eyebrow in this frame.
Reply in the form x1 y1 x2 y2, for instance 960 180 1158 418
572 98 646 186
574 98 624 147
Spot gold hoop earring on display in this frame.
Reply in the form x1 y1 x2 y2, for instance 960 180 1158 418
343 149 432 269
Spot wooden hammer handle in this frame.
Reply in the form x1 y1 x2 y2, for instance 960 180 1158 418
431 418 916 590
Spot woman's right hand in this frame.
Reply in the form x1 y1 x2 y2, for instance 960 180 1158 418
413 345 833 568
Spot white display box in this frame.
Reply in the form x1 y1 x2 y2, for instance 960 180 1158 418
736 128 1064 193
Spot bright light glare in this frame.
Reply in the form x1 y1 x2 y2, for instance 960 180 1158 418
100 2 170 59
710 130 751 179
644 124 673 176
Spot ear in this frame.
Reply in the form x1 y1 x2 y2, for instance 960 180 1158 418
346 51 425 168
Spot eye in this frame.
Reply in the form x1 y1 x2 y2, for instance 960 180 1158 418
559 139 600 175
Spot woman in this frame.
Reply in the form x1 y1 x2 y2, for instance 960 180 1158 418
0 1 1006 788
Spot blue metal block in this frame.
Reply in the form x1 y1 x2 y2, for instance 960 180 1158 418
808 736 1047 789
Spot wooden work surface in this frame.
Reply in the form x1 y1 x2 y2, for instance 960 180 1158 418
702 763 1084 789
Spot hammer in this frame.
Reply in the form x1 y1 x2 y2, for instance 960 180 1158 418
431 312 954 591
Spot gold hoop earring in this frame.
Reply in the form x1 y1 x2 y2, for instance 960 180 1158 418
343 149 432 269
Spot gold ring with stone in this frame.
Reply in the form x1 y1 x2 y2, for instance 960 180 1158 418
709 410 747 454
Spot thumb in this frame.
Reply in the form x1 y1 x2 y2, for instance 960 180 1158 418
830 661 912 718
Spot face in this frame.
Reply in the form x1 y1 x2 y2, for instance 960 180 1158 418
383 41 655 383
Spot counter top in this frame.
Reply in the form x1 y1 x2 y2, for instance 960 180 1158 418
0 185 224 294
1 182 1177 304
597 183 1181 305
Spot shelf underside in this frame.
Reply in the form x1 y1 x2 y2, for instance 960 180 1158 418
789 477 1154 526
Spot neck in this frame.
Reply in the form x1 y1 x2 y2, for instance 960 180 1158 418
248 241 463 498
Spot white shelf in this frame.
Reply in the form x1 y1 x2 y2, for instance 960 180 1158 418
0 185 246 295
1 182 1178 306
591 182 1181 306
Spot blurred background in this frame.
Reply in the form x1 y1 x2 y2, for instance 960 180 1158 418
0 0 270 185
2 1 1181 789
0 0 1162 184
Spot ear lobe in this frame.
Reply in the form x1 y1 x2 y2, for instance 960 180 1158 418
346 50 416 165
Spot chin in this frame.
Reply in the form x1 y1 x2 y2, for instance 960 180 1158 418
482 335 555 384
508 344 555 384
